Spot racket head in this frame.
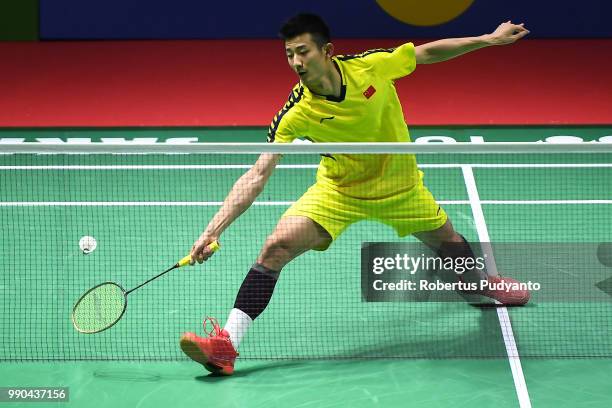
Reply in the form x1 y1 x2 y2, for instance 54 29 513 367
71 282 128 334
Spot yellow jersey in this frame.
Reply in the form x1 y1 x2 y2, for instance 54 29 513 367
267 42 419 199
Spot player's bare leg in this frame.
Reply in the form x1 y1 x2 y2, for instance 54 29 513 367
257 215 332 271
413 219 463 249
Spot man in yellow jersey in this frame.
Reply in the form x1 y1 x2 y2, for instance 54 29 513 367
180 14 531 375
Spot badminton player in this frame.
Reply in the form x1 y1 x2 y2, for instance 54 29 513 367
180 13 531 375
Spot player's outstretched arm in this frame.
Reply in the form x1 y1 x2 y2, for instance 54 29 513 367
190 153 282 263
415 21 530 65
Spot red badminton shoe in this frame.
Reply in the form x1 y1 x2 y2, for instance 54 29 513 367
180 317 238 375
479 275 531 306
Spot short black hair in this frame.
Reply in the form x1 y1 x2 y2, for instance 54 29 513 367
279 13 331 48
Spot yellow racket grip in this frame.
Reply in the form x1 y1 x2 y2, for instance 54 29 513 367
178 241 220 267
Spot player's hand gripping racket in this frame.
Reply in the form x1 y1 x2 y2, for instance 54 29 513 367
71 241 220 334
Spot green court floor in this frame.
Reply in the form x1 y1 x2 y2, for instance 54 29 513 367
3 359 612 408
1 127 611 407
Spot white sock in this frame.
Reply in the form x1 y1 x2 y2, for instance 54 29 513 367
223 308 252 349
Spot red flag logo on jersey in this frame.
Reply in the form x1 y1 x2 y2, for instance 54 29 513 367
363 85 376 99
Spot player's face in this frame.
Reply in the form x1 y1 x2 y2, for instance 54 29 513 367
285 33 330 83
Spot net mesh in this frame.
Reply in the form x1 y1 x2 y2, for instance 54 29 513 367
1 143 611 360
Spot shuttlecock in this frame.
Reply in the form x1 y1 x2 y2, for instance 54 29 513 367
79 236 97 254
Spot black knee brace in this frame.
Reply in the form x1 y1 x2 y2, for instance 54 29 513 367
233 263 280 320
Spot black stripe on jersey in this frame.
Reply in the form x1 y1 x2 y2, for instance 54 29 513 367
267 86 305 143
337 48 396 62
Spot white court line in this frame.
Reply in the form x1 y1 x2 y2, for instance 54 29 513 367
1 163 612 170
0 200 468 207
482 200 612 204
0 165 287 170
0 201 291 207
2 200 611 207
426 163 612 168
461 165 531 408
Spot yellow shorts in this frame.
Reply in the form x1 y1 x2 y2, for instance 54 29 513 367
283 171 447 251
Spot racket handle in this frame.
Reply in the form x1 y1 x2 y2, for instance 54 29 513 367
178 241 220 267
